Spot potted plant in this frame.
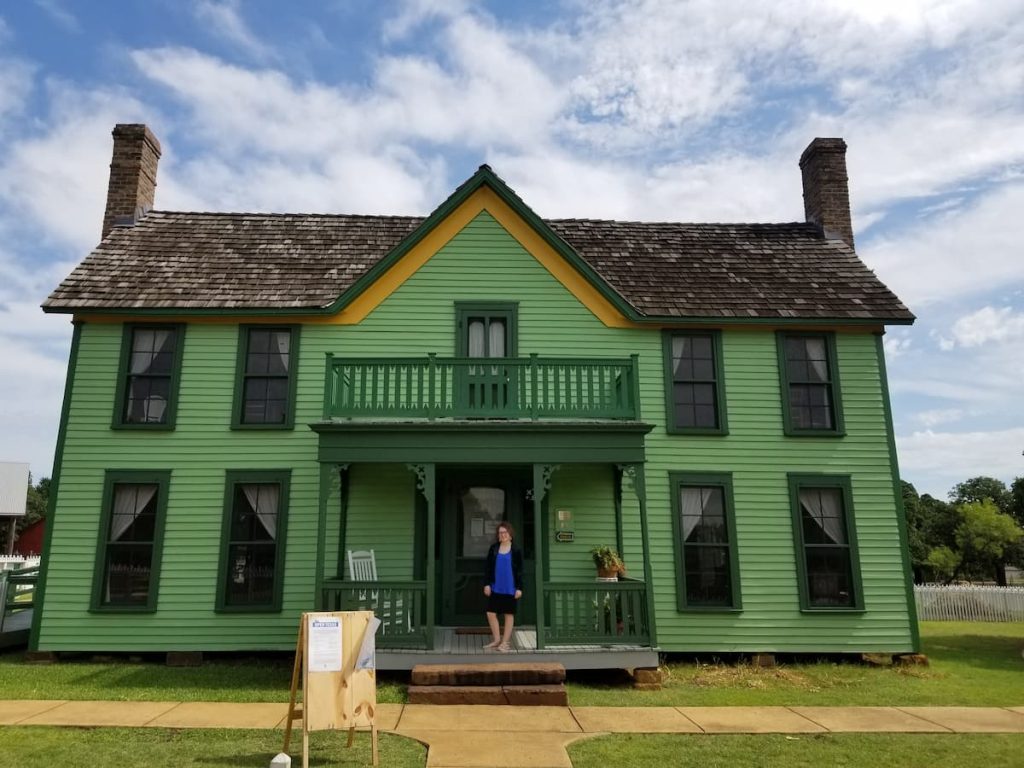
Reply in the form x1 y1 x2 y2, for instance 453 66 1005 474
591 545 626 579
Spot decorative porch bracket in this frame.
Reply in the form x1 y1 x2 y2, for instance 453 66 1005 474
617 463 657 647
316 463 347 608
531 463 559 650
406 463 436 650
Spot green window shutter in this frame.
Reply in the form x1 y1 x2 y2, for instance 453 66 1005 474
669 471 742 612
90 469 171 613
216 470 291 613
776 331 845 436
232 325 300 430
663 330 728 435
112 323 185 429
788 473 864 612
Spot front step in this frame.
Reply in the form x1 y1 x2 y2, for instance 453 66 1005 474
409 662 568 705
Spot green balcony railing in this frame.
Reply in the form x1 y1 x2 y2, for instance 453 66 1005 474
543 579 650 646
321 579 430 649
323 354 640 421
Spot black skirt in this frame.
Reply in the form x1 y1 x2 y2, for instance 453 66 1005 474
487 592 518 616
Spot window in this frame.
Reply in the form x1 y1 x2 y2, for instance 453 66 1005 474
663 331 727 434
216 470 290 611
91 470 170 611
455 303 518 413
777 332 844 435
113 324 184 428
669 472 741 610
233 326 299 429
788 474 863 611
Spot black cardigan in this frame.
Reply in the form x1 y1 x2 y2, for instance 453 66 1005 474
485 542 524 592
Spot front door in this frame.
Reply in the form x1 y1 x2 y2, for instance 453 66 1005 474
439 467 535 626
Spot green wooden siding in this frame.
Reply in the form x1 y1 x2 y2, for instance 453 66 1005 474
39 209 913 653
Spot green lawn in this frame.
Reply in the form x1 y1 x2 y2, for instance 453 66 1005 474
567 621 1024 706
568 733 1024 768
1 622 1021 706
0 726 426 767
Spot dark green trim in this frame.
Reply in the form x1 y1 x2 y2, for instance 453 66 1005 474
613 467 623 559
454 302 519 357
662 330 728 435
111 323 185 430
314 421 651 465
541 495 551 578
632 467 657 647
316 464 331 609
30 321 82 649
668 471 742 612
90 469 172 613
336 466 350 579
215 469 291 613
231 325 300 430
776 331 846 437
875 333 922 651
787 473 864 612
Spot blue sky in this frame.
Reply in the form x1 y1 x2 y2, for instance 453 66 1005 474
0 0 1021 498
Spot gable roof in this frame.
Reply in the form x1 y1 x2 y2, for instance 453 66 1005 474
43 166 913 324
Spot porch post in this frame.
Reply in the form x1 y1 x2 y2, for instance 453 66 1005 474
531 464 557 650
336 465 351 578
620 463 657 647
315 463 338 610
613 466 624 559
408 463 436 650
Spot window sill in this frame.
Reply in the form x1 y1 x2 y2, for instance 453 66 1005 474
666 427 729 436
783 429 846 438
215 605 283 614
230 423 294 431
677 606 743 613
111 423 176 431
89 605 157 614
799 607 865 614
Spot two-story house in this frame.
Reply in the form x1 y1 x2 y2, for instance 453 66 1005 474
31 124 917 668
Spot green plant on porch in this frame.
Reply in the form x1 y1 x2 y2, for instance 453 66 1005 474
591 545 626 578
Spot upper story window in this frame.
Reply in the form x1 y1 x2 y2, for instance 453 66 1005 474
670 472 741 611
456 302 518 358
114 324 184 428
91 470 170 612
663 331 727 434
788 474 863 611
777 332 844 436
233 326 300 429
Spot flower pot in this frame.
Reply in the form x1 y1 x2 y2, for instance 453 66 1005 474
597 567 620 579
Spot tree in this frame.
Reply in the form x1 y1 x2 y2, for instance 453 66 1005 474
953 500 1023 584
18 474 49 535
950 476 1012 514
1010 476 1024 527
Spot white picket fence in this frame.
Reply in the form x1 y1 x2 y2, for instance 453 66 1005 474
914 584 1024 621
0 556 40 573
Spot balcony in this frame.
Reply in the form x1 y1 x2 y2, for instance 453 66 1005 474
323 354 640 421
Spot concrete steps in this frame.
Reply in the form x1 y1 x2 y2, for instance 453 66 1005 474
408 662 568 705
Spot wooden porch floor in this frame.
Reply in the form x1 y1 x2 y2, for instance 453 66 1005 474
376 626 658 671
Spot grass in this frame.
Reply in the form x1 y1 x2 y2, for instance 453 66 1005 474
568 733 1024 768
0 621 1020 706
0 726 426 767
566 621 1024 706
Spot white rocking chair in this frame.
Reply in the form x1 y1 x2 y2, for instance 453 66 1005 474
347 549 408 635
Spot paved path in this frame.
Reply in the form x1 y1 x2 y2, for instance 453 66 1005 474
3 701 1024 767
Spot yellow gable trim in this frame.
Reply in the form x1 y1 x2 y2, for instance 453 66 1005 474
77 186 638 327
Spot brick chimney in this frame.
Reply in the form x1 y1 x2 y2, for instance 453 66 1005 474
799 137 854 248
101 124 161 240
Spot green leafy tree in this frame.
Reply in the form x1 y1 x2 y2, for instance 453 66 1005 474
953 500 1023 583
1010 476 1024 527
924 546 960 583
18 474 49 535
950 476 1012 514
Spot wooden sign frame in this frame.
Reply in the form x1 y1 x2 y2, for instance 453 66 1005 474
283 611 378 767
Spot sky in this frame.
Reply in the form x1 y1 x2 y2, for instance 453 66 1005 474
0 0 1021 499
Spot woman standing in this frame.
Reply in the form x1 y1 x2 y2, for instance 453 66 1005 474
483 521 523 652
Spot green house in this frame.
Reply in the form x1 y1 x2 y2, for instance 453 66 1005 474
33 124 918 668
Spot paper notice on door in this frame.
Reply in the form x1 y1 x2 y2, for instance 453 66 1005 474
307 616 343 672
471 517 484 537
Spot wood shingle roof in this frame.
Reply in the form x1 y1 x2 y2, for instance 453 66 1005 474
44 210 913 323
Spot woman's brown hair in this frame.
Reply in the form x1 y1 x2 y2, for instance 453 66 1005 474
495 520 515 541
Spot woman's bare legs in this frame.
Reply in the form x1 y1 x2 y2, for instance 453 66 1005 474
499 614 514 651
484 611 501 648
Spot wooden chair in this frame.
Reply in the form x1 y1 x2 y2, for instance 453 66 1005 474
346 550 408 635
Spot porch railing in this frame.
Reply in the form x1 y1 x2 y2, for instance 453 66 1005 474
321 579 430 649
324 354 640 421
543 579 650 646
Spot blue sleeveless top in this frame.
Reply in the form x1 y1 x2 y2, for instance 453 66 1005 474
493 549 515 595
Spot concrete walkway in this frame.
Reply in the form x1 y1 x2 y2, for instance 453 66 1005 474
2 701 1024 767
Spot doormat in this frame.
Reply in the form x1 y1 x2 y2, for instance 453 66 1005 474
454 627 492 635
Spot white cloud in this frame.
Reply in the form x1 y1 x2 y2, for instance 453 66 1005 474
914 408 964 428
192 0 274 61
384 0 474 40
883 334 912 359
33 0 80 33
947 306 1024 348
897 427 1024 497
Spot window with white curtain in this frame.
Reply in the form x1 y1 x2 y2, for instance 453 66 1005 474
219 472 290 610
780 333 841 432
93 471 170 611
118 324 182 426
789 476 861 610
667 332 725 432
671 473 740 610
238 327 297 426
